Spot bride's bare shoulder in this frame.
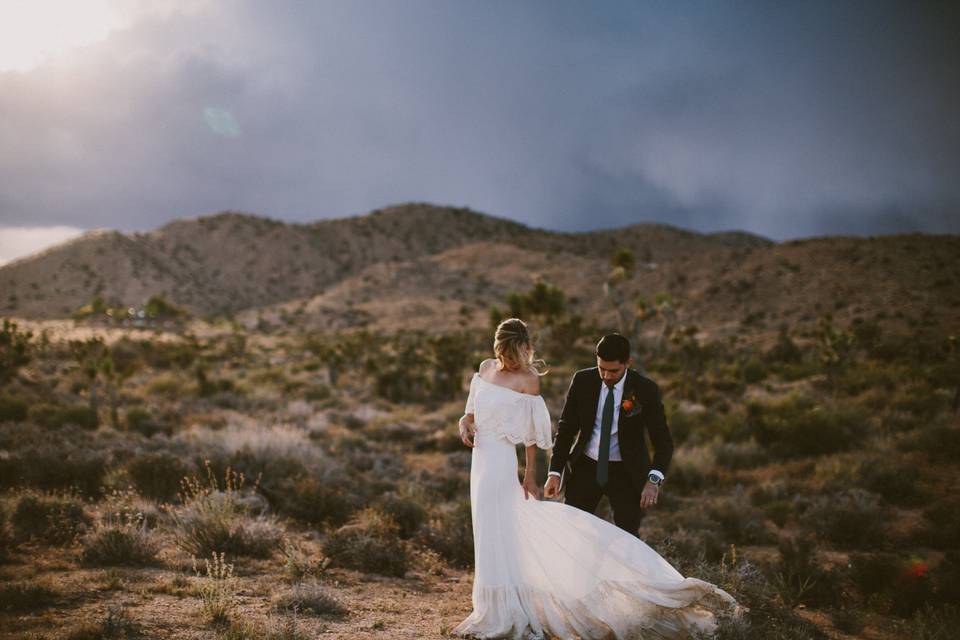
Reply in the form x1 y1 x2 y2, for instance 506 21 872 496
518 369 541 396
479 358 497 376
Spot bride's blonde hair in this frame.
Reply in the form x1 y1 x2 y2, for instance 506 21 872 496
493 318 547 376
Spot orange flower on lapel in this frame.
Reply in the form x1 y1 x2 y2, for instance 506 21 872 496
621 392 641 417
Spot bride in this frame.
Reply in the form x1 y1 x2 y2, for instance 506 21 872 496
453 318 739 640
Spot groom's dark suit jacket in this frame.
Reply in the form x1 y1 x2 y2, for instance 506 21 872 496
549 367 674 492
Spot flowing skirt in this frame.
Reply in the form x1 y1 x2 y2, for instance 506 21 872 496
453 431 739 640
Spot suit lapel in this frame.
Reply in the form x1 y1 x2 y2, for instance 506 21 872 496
583 368 602 434
617 368 636 433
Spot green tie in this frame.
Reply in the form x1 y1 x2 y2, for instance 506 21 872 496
596 385 615 487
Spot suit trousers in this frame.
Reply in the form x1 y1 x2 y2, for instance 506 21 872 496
563 455 643 537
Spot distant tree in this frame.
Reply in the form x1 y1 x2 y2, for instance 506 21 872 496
603 247 675 366
68 336 111 415
817 313 857 392
144 294 188 320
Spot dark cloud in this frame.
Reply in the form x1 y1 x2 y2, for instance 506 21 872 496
0 0 957 240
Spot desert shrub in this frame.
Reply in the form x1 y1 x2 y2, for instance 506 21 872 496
713 439 767 470
80 514 160 566
263 474 358 529
739 357 769 384
4 444 107 496
304 383 331 402
931 552 960 605
322 507 409 577
0 504 13 559
280 540 328 584
192 550 236 626
146 372 185 397
680 548 827 640
849 552 902 598
705 493 774 546
226 447 308 487
834 360 897 396
748 395 867 458
12 491 92 545
0 395 27 422
419 499 474 568
416 466 468 501
0 580 60 612
848 553 937 617
63 604 143 639
126 450 193 502
0 319 33 383
888 379 949 420
920 499 960 550
272 580 347 617
828 605 865 635
856 456 928 506
375 492 427 539
910 604 960 640
165 463 283 559
907 422 960 462
124 406 172 437
27 403 99 430
801 489 885 548
770 534 837 608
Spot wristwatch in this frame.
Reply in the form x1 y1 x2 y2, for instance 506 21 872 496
647 472 662 486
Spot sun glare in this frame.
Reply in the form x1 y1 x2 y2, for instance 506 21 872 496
0 0 124 73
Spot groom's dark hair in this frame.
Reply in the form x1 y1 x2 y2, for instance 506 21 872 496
596 333 631 363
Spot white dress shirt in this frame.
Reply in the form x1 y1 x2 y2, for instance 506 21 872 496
548 371 665 483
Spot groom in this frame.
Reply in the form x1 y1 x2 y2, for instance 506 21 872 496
543 333 673 537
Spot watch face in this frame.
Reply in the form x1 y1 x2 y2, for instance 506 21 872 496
648 474 660 484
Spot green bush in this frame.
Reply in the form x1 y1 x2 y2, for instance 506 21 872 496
374 492 427 539
0 580 60 613
126 451 193 502
322 508 409 577
0 395 27 422
12 492 92 545
419 500 474 568
856 457 929 506
28 403 99 430
165 464 283 559
80 519 160 566
910 604 960 640
748 395 867 458
4 444 107 496
272 580 348 618
802 489 885 548
262 474 358 529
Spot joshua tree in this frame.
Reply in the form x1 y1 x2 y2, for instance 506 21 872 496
603 248 676 366
816 313 856 392
69 336 111 414
0 319 32 384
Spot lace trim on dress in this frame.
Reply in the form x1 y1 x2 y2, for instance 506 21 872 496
468 373 553 450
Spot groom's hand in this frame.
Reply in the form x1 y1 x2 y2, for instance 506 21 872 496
640 482 659 509
543 475 561 499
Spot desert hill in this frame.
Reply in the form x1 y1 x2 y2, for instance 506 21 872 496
2 203 957 342
0 203 768 318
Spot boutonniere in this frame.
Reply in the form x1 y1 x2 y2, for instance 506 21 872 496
621 391 642 417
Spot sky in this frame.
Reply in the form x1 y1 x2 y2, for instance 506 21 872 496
1 0 958 264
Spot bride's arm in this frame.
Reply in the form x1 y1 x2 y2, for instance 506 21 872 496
522 445 541 500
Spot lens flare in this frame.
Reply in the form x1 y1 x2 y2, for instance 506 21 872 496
203 107 241 138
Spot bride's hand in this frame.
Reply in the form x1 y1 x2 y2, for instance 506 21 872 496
458 415 475 448
522 473 542 501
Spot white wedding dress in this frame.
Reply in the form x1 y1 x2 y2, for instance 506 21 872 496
453 373 740 640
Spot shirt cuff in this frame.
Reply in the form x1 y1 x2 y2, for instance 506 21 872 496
547 471 561 478
649 469 665 481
